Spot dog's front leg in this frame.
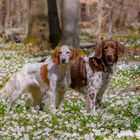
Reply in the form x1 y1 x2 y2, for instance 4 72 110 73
95 91 104 107
44 76 57 114
85 91 97 112
95 73 111 107
56 85 66 111
56 71 70 111
47 89 57 114
84 84 99 112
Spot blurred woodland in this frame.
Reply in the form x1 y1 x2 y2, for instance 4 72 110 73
0 0 140 49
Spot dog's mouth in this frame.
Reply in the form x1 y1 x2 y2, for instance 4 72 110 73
105 58 114 66
104 55 115 66
106 61 113 65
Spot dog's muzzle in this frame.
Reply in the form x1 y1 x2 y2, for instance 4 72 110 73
61 58 66 64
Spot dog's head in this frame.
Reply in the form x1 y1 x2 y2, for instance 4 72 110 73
95 40 125 66
52 45 78 64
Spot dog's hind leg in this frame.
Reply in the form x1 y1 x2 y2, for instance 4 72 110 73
7 82 27 111
7 89 24 111
28 85 42 110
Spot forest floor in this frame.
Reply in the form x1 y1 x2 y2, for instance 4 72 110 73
0 35 140 139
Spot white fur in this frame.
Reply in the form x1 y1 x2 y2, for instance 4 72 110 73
0 45 72 113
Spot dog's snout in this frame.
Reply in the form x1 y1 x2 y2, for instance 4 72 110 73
107 55 113 61
61 58 66 63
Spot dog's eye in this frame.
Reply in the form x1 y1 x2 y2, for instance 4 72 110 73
112 47 116 50
59 52 62 54
66 51 70 54
103 47 107 51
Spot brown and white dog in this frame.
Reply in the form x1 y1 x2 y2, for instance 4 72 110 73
0 45 78 113
70 39 125 111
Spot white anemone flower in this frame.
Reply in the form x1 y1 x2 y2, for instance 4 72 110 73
24 134 29 140
135 130 140 138
117 130 134 138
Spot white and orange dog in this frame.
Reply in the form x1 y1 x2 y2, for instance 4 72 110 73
0 45 78 113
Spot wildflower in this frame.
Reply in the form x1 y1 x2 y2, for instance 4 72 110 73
95 130 101 136
26 126 32 131
135 130 140 138
84 134 90 140
72 124 77 130
117 130 134 138
24 134 29 140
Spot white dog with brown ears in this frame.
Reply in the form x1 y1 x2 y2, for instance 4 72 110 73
0 45 78 113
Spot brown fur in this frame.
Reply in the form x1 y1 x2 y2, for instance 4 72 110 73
52 46 78 64
52 47 61 64
71 40 125 89
40 64 49 85
70 47 79 63
70 57 104 89
70 57 87 88
70 40 125 111
95 39 125 66
89 57 104 72
28 85 42 108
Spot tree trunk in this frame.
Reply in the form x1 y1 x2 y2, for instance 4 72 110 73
47 0 61 49
56 0 62 27
115 0 124 28
0 0 6 33
4 0 12 35
23 0 29 37
108 0 114 38
97 0 103 42
26 0 49 48
61 0 79 48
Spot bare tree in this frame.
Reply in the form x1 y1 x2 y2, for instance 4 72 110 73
47 0 61 48
26 0 49 48
0 0 6 34
115 0 124 28
61 0 80 48
108 0 114 38
22 0 29 37
97 0 103 42
4 0 12 35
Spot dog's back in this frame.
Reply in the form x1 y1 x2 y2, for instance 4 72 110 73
0 63 43 99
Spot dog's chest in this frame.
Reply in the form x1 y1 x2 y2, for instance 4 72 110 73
57 65 71 87
85 63 103 92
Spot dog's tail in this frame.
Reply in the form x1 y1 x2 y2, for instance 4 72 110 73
0 76 15 100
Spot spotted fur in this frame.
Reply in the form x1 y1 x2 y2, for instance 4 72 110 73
70 39 125 111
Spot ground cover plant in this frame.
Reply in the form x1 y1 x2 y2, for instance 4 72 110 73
0 48 139 140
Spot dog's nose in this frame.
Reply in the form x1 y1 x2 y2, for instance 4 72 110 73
107 55 112 60
61 58 66 63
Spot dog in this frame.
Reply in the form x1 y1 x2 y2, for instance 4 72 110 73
0 45 78 113
70 39 125 111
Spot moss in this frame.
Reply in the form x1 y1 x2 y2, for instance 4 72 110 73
24 35 50 50
79 49 85 56
24 36 37 45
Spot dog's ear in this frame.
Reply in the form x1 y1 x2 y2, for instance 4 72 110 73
52 47 60 64
95 42 103 59
116 41 125 57
89 58 104 72
70 47 79 62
